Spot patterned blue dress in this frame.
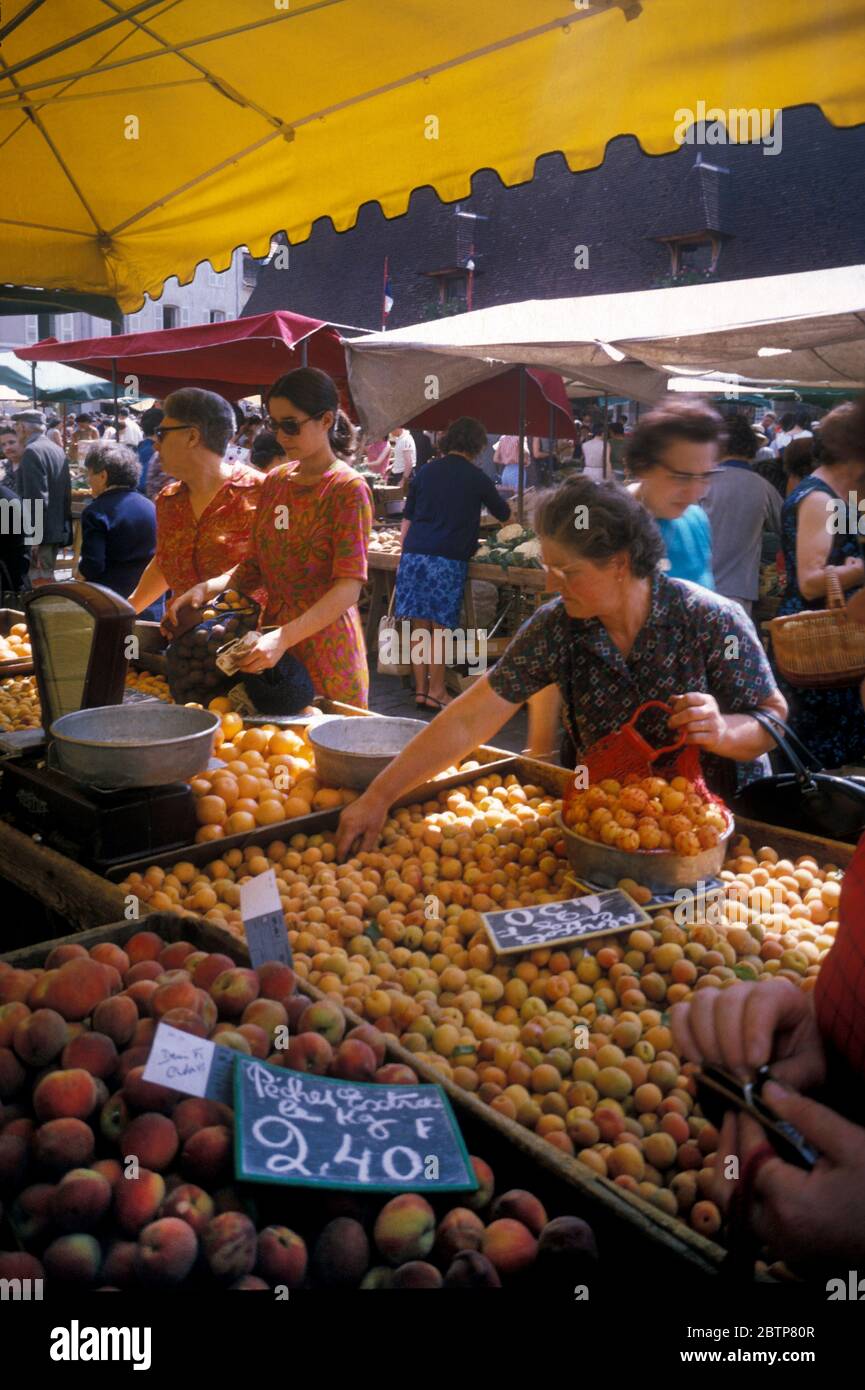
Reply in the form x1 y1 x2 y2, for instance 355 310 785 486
776 475 865 767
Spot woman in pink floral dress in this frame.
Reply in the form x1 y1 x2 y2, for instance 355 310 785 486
168 369 372 706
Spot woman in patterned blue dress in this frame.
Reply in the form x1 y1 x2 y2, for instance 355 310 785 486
775 402 865 767
338 478 788 856
393 417 510 711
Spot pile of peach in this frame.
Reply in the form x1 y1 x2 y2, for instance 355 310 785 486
118 794 842 1242
0 927 598 1290
563 774 728 856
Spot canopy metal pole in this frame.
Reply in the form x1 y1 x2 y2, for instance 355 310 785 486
517 364 527 523
30 361 37 407
301 338 308 368
111 359 119 424
548 401 555 484
602 391 610 479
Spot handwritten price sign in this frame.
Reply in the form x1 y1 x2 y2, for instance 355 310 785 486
482 890 652 955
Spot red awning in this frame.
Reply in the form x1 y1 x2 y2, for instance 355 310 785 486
14 311 369 403
405 367 576 437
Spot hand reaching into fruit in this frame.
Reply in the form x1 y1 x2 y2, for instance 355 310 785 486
335 788 390 858
714 1083 865 1265
667 692 726 752
671 979 827 1093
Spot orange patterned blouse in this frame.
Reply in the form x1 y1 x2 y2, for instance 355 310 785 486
233 461 373 707
154 463 264 597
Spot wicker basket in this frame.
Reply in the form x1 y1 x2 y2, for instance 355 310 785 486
770 570 865 688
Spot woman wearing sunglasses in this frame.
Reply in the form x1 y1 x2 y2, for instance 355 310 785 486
127 388 264 620
168 368 372 707
337 477 787 857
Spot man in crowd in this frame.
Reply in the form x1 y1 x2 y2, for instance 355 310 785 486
116 407 143 447
13 408 71 585
702 414 782 617
0 424 20 485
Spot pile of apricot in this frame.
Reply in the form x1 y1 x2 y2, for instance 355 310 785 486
563 774 729 857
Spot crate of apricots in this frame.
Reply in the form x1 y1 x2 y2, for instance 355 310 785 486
189 709 359 843
0 619 31 670
116 765 845 1254
0 674 41 732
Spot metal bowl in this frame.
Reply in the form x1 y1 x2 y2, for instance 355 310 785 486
49 704 220 791
308 715 427 789
555 811 735 893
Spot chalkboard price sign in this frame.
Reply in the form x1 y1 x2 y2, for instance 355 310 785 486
482 890 652 954
233 1056 477 1194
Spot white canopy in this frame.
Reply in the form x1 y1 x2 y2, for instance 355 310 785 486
344 264 865 434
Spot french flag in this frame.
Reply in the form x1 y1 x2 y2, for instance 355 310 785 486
382 257 394 330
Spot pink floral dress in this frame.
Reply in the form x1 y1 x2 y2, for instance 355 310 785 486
233 462 372 707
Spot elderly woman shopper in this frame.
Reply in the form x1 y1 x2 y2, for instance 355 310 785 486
168 368 372 707
393 416 511 710
337 477 787 855
79 442 162 619
775 400 865 766
126 388 264 619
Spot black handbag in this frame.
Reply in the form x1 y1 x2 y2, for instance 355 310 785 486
731 709 865 843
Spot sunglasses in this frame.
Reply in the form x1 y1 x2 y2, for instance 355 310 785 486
657 460 725 483
266 411 327 437
154 424 194 442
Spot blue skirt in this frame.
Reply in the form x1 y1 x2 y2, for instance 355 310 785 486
394 552 469 629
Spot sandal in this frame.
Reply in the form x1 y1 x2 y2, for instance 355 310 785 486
423 696 450 712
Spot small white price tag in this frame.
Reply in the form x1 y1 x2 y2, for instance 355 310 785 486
142 1022 234 1103
240 868 293 969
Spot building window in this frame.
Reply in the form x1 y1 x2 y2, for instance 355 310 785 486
25 315 39 344
162 304 180 329
59 316 76 342
209 310 226 323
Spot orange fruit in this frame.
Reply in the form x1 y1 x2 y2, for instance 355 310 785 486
226 810 256 833
313 787 344 811
233 798 259 816
190 777 211 797
240 727 269 754
221 712 243 739
196 794 228 826
236 774 261 801
281 795 312 818
255 800 287 826
195 824 225 843
208 697 232 714
210 775 238 808
269 730 303 756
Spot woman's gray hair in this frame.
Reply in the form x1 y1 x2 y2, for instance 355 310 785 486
163 387 236 456
532 477 664 578
86 442 141 489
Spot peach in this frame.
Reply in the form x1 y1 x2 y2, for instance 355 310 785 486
311 1216 370 1287
181 1125 232 1185
159 1008 208 1039
158 941 197 971
433 1207 484 1264
256 962 297 1005
90 942 131 975
173 1098 232 1143
231 1274 270 1290
121 1113 179 1171
123 980 159 1012
210 1028 251 1054
194 989 218 1032
201 1211 257 1283
61 1031 118 1080
122 1066 178 1114
116 1047 151 1083
0 1132 28 1189
132 1018 158 1048
159 1182 215 1235
0 1250 45 1283
374 1063 418 1085
92 995 138 1047
11 1008 67 1068
124 960 164 986
0 970 36 1005
241 998 288 1045
331 1038 378 1083
443 1250 502 1287
33 1068 98 1121
463 1156 495 1211
51 1167 112 1231
114 1167 166 1234
135 1216 198 1286
192 953 237 991
45 943 89 968
10 1182 55 1243
181 951 210 977
234 1023 267 1058
101 1239 138 1287
285 1032 333 1075
374 1194 435 1267
210 968 260 1019
536 1215 598 1280
151 979 200 1021
92 1158 123 1188
44 959 112 1021
255 1226 308 1289
0 1001 30 1047
0 1048 24 1100
1 1116 32 1141
297 1000 345 1047
490 1189 548 1237
34 1117 95 1173
126 931 165 964
481 1218 538 1276
344 1023 387 1068
359 1266 396 1289
27 972 58 1007
43 1232 101 1284
392 1261 443 1288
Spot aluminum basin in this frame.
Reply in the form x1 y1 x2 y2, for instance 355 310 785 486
50 704 219 791
308 715 426 789
555 812 735 893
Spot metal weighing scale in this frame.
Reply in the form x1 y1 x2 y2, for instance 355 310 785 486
0 583 198 869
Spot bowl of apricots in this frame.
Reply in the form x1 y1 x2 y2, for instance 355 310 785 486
558 773 734 892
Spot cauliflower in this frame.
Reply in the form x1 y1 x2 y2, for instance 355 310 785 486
513 538 542 560
496 523 527 544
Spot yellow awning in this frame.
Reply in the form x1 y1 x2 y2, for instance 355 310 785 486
1 0 863 310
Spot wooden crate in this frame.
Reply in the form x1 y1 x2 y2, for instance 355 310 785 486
1 915 731 1278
